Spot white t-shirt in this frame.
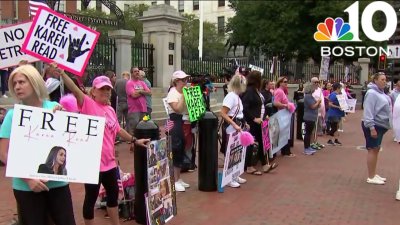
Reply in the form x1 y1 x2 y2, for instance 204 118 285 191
166 87 187 114
223 92 244 119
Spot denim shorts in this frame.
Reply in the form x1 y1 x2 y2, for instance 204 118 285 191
361 122 388 149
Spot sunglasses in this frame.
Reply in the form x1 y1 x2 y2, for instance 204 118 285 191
178 78 188 82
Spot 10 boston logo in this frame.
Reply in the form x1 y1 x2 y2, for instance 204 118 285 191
314 1 398 57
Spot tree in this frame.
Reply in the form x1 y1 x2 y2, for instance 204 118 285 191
227 0 384 64
181 14 226 60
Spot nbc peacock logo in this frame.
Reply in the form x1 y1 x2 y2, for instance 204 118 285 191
314 17 354 42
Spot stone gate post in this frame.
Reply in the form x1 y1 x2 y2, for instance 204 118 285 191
108 30 135 78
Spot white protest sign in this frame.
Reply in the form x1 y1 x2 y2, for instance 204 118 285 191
22 6 99 76
269 109 291 156
249 64 264 75
336 94 350 112
319 56 330 81
0 22 39 69
6 104 105 184
221 131 246 187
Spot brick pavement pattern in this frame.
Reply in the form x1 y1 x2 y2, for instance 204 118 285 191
1 111 400 225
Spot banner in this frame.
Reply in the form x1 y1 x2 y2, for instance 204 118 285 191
147 138 176 225
249 64 264 75
319 56 330 81
221 131 246 187
261 120 271 153
6 104 105 184
336 94 356 113
0 22 39 69
22 6 99 76
269 109 291 156
182 86 206 122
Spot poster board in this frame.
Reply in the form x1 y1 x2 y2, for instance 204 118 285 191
6 104 105 184
0 22 39 69
182 86 206 122
147 138 176 225
22 6 99 76
319 56 330 81
268 109 292 156
249 64 264 75
261 120 271 153
221 131 246 187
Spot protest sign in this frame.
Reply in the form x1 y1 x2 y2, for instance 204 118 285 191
319 56 330 81
183 86 206 122
249 64 264 75
261 120 271 153
346 98 357 113
6 104 105 184
22 6 99 76
221 131 246 187
147 138 176 225
336 94 349 111
0 22 39 69
269 109 291 156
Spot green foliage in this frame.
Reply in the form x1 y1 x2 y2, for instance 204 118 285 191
227 0 384 64
182 14 226 60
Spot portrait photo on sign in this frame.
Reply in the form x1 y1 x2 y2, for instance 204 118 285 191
268 116 280 149
37 146 68 175
5 104 105 184
162 196 174 220
159 178 171 198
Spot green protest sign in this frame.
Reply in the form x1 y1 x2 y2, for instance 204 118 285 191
183 86 206 122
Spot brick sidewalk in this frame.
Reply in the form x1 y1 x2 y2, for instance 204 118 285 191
2 111 400 225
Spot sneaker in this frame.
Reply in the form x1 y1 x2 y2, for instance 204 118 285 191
304 147 316 155
315 142 325 148
396 191 400 200
236 176 247 184
338 129 344 132
327 140 335 146
374 174 386 182
366 177 385 185
310 143 321 150
228 181 240 188
178 179 190 188
2 95 8 98
175 182 186 192
334 139 342 146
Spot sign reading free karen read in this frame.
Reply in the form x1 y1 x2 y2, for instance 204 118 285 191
22 6 99 76
6 105 105 184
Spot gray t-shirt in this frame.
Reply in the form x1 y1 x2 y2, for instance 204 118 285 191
114 78 128 103
303 94 318 122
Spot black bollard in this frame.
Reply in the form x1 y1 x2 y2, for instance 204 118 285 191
134 119 160 225
296 99 304 140
198 111 218 191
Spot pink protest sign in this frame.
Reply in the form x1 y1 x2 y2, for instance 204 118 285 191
0 22 39 69
22 6 99 76
261 120 271 153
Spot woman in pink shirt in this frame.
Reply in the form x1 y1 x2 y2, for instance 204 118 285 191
60 70 149 225
273 77 295 157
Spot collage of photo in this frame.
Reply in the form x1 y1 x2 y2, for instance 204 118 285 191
147 139 176 225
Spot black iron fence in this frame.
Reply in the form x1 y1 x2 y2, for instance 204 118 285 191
85 37 116 86
182 58 361 84
132 43 155 85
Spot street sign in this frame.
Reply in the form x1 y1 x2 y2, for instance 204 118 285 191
387 45 400 59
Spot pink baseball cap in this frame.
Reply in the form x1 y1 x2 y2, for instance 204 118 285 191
172 70 189 81
92 76 113 89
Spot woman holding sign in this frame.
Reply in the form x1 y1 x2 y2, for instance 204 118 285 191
59 69 150 225
220 74 248 187
166 70 191 192
0 65 76 225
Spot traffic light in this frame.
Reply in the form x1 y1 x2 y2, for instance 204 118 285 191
378 54 386 70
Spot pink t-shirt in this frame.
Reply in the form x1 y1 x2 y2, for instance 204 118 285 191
80 95 121 172
126 79 150 113
273 88 289 110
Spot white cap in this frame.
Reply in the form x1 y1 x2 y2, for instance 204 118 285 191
172 70 189 81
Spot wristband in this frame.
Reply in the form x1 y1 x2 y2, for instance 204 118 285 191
131 136 137 144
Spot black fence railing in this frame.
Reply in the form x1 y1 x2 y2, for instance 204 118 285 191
132 43 155 85
182 58 362 84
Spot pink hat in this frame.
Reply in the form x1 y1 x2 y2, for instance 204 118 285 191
172 70 189 81
92 76 113 89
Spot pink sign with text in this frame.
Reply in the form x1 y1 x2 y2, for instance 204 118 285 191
22 6 99 76
261 120 271 153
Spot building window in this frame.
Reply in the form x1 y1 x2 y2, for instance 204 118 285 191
178 0 184 12
151 1 157 5
193 0 199 10
96 0 102 11
165 0 170 5
218 16 225 34
218 0 225 7
56 0 65 12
